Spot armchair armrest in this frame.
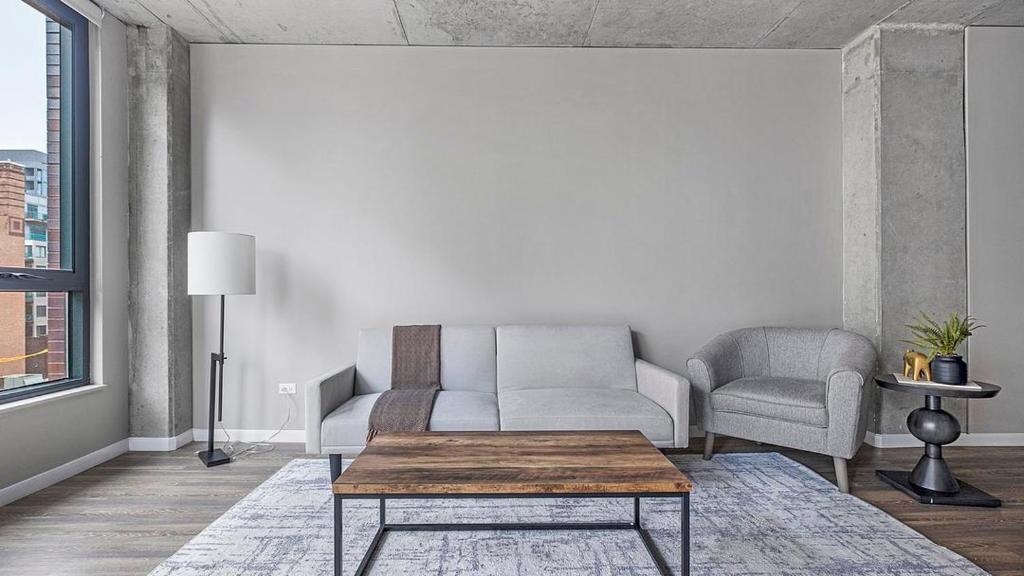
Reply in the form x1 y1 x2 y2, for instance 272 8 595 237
686 334 746 394
825 369 870 459
304 364 356 454
686 333 745 431
636 359 691 448
818 330 877 459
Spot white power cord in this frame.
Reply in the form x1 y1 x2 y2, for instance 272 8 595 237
214 393 295 460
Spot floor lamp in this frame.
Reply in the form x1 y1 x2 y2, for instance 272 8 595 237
187 231 256 467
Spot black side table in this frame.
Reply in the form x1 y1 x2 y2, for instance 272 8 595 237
874 374 1002 507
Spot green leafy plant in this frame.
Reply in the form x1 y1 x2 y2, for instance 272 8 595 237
903 312 984 359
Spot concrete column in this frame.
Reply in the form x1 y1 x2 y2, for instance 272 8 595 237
842 25 968 434
127 24 193 440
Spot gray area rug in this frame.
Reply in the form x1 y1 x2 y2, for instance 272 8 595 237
150 453 987 576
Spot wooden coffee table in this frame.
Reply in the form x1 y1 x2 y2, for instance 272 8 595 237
331 430 692 576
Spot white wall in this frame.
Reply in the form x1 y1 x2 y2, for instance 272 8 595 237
966 27 1024 434
0 16 130 490
190 45 842 432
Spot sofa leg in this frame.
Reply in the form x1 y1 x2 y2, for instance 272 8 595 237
703 432 715 460
834 456 849 493
329 454 343 482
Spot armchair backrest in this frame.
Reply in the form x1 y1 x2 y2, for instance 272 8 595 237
718 327 875 381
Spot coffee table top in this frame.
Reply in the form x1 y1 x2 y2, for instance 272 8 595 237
332 430 692 496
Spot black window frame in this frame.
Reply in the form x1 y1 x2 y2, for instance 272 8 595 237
0 0 90 404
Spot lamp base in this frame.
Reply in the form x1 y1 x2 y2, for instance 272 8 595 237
198 448 231 467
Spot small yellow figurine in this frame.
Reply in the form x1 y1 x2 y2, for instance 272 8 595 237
903 350 931 382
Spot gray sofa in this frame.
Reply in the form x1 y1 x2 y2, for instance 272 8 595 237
305 324 690 460
687 327 877 492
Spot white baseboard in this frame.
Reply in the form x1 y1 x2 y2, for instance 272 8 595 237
0 439 129 507
128 429 193 451
124 428 305 452
866 431 1024 448
191 428 305 444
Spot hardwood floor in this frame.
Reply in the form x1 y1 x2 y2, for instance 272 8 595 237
0 438 1020 575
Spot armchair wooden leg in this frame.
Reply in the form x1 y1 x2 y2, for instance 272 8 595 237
703 432 715 460
834 456 850 493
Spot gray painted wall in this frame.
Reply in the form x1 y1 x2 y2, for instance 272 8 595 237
0 18 130 489
190 45 843 432
966 27 1024 434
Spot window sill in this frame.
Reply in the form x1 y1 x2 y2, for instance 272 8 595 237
0 383 106 415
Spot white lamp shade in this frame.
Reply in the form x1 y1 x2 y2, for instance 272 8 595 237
187 232 256 295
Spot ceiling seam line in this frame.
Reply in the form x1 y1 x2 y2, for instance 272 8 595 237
125 0 166 29
176 0 236 43
876 0 915 27
754 0 806 47
582 0 602 47
967 0 1009 24
190 0 243 43
392 0 410 46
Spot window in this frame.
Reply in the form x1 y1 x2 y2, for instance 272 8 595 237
0 0 89 403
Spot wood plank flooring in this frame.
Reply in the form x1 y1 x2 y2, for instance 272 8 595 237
0 438 1020 576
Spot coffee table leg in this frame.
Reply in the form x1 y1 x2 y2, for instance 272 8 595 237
633 497 640 527
334 495 343 576
681 493 690 576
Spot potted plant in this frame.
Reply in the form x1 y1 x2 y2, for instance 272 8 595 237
903 312 984 384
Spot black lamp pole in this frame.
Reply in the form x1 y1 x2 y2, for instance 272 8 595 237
198 294 231 467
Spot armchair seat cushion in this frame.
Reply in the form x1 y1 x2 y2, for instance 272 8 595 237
711 377 828 427
498 388 673 443
321 391 499 448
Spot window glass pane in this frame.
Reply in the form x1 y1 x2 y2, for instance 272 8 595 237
0 1 88 403
0 291 68 389
0 1 70 271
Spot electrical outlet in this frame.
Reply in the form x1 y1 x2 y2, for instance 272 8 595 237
278 382 296 395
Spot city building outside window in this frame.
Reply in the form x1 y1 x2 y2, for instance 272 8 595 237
0 0 90 403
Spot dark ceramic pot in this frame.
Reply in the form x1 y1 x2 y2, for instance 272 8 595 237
930 355 967 384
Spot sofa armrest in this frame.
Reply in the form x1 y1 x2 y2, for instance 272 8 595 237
304 365 356 454
636 359 691 448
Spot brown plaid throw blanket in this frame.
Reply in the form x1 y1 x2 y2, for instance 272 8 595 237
366 325 441 442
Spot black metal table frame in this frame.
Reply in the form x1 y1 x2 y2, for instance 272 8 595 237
333 491 690 576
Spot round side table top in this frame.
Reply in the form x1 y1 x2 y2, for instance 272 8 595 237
874 373 1001 399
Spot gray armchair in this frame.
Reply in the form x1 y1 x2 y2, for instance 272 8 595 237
687 327 877 493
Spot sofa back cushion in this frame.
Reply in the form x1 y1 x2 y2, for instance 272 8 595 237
355 326 497 395
441 326 497 393
496 325 636 392
355 327 392 395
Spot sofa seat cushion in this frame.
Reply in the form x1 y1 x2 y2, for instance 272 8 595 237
321 391 499 448
498 388 673 443
711 377 827 427
429 391 500 431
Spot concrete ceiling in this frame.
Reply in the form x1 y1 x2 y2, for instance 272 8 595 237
94 0 1024 48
